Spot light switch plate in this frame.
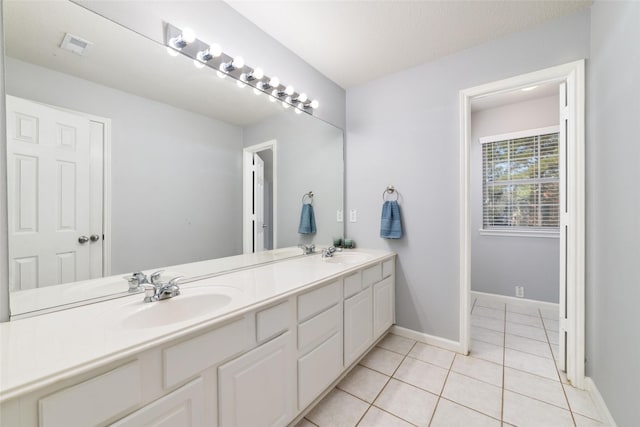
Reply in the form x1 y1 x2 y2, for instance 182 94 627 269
336 210 343 222
349 209 357 222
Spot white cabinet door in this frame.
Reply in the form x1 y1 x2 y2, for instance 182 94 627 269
218 332 295 427
111 378 204 427
344 287 372 366
373 277 395 338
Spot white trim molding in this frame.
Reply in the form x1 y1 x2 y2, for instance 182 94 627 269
585 377 618 427
459 60 586 387
478 125 560 144
470 291 559 311
391 325 464 354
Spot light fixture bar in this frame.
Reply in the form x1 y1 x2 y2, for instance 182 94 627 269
164 23 318 114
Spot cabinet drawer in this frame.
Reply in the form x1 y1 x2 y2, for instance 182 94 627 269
298 280 340 321
298 332 342 410
343 271 362 298
39 361 141 427
257 301 290 343
298 304 340 355
111 378 204 427
163 317 248 389
382 258 395 278
362 263 382 288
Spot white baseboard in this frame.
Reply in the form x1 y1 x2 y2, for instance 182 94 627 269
391 325 463 354
585 377 617 427
471 290 559 310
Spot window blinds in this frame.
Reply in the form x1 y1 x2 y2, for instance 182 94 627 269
482 132 560 230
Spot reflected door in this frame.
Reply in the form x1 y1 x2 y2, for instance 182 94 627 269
253 153 265 252
6 96 98 290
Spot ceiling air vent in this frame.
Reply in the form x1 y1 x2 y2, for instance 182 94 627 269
59 33 93 56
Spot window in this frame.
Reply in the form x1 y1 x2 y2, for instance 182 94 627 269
481 127 560 232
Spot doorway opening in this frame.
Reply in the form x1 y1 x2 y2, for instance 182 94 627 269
243 140 277 254
459 61 585 388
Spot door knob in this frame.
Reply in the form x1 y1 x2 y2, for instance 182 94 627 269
90 234 101 242
78 235 89 244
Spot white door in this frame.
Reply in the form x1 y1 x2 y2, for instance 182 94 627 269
253 152 265 252
6 96 101 290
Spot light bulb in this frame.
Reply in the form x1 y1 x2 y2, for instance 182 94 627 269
271 89 280 98
240 73 249 83
282 101 290 109
209 43 222 57
269 77 280 88
166 47 180 57
252 67 264 80
253 88 261 96
269 95 276 103
181 28 196 44
298 93 308 103
295 107 302 115
193 59 205 69
232 56 245 69
285 85 294 96
237 80 246 88
310 100 319 109
216 71 227 79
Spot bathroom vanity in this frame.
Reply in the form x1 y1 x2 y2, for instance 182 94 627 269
0 250 395 426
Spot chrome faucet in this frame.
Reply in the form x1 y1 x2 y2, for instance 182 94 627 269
143 274 184 303
124 271 156 292
322 246 338 258
299 244 316 255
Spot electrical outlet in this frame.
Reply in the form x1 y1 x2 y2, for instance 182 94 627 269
336 210 343 222
349 209 357 222
515 286 525 298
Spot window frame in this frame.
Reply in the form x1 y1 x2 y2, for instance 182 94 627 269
479 125 560 238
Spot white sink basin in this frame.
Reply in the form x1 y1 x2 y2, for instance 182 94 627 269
115 286 238 329
322 252 372 265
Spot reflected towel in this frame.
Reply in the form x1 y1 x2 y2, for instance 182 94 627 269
298 204 317 234
380 200 402 239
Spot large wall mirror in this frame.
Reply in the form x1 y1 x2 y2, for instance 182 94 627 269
3 0 344 318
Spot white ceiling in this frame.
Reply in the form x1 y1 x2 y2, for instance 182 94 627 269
471 81 559 112
225 0 591 89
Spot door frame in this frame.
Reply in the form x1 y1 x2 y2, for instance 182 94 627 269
243 140 277 254
458 60 585 388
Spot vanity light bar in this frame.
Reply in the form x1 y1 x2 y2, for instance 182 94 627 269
164 23 319 114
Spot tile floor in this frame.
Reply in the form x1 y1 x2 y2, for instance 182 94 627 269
296 296 604 427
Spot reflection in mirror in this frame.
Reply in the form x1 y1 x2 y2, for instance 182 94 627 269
4 0 343 318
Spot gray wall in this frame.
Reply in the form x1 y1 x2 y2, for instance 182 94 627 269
5 58 244 275
587 1 640 425
346 10 590 340
243 113 344 248
76 0 346 129
471 96 560 303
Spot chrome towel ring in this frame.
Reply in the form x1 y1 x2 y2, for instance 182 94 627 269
302 191 314 204
382 185 399 201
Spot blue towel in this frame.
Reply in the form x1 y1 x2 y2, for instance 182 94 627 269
298 203 317 234
380 200 402 239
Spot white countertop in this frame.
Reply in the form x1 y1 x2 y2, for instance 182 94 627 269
0 249 394 402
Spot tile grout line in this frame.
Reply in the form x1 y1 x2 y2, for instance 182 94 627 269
354 340 421 427
426 346 457 427
539 307 578 427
